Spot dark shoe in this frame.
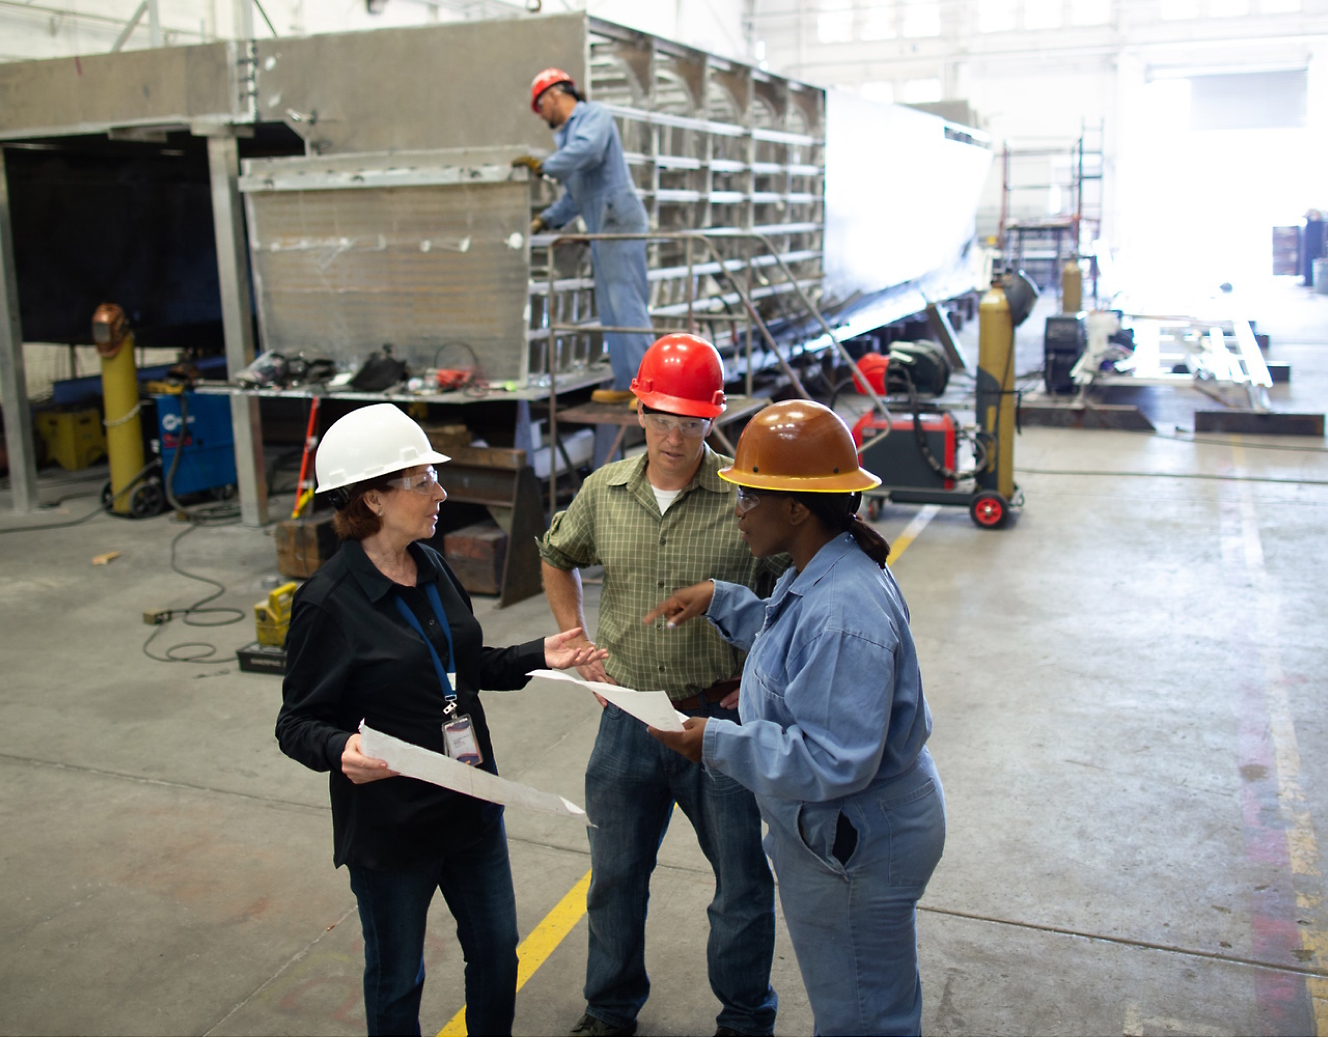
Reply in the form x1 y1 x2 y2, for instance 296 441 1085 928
570 1012 637 1037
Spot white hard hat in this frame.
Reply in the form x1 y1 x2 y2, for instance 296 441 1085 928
315 403 451 494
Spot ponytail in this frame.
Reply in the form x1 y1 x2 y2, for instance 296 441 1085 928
793 491 891 569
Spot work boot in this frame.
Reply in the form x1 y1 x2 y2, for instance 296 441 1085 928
590 388 635 404
570 1011 637 1036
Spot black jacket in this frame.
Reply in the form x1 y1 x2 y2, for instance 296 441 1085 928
275 539 545 868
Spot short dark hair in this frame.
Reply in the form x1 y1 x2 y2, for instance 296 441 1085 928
552 81 584 103
330 476 393 541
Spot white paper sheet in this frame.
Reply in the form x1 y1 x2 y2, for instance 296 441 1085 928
358 723 588 823
526 669 688 732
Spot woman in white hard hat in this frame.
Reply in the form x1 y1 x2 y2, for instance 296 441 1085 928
644 400 946 1037
276 403 606 1037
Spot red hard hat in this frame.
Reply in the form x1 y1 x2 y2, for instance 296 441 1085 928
630 334 727 419
530 67 575 112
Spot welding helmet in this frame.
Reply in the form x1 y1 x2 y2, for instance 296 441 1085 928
719 400 881 493
530 68 575 112
630 334 727 419
315 404 450 499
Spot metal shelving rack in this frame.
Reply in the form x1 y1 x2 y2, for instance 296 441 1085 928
527 20 826 384
998 120 1103 299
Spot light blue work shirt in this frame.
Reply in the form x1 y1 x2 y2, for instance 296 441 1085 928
701 534 933 845
540 101 641 232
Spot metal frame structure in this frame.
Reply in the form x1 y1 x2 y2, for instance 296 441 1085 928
0 12 991 524
1071 313 1274 413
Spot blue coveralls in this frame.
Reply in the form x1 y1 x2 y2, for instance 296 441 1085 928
701 534 948 1037
540 101 653 390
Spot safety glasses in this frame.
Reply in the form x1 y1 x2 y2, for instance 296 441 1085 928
643 413 709 438
386 467 442 496
734 486 762 515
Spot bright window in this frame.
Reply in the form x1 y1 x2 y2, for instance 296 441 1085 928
1025 0 1063 28
1208 0 1249 11
1159 0 1200 17
1259 0 1300 10
1070 0 1112 23
901 0 940 37
979 0 1017 31
861 5 898 39
817 0 854 43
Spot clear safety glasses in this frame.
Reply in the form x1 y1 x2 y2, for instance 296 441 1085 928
643 413 710 438
387 467 443 496
734 486 762 515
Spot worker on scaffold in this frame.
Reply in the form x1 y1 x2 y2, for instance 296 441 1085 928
514 67 653 404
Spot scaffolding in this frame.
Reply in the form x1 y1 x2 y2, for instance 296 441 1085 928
999 119 1103 300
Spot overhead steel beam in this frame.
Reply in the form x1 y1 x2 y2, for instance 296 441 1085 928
0 148 39 513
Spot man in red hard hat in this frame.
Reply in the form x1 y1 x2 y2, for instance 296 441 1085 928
539 334 785 1037
514 68 653 405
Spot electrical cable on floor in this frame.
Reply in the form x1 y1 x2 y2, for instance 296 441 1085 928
141 522 246 664
0 459 161 535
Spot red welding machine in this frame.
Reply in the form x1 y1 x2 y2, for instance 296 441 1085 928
852 410 957 491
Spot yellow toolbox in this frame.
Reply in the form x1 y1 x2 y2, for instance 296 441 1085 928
35 408 107 471
254 582 298 647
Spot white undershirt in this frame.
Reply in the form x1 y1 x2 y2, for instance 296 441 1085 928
651 486 683 515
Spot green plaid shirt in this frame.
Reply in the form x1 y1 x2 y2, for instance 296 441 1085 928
539 446 787 702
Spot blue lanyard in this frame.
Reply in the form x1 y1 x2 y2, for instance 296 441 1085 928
392 582 458 714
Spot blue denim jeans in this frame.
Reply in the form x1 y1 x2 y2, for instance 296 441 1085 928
764 748 946 1037
347 819 519 1037
583 702 778 1035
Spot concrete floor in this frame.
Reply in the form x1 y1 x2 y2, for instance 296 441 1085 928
2 278 1326 1036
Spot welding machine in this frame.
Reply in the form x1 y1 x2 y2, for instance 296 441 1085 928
853 411 957 491
152 392 237 498
850 270 1037 529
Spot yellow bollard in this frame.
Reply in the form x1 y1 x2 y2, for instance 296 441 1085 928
93 304 146 516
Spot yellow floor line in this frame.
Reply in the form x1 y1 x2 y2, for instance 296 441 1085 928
438 869 593 1037
439 504 937 1036
886 504 941 566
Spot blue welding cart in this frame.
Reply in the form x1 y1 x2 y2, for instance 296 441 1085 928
152 392 237 496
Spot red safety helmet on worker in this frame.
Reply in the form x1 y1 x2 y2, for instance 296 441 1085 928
529 67 576 113
630 333 728 418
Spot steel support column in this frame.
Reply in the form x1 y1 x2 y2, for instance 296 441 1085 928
205 132 268 526
0 149 39 513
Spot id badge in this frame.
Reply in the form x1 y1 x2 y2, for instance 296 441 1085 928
443 713 483 767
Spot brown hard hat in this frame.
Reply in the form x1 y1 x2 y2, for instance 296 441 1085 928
719 400 881 493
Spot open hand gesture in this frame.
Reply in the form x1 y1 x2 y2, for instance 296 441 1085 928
544 627 609 673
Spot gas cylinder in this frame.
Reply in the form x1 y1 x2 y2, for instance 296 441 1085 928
1062 258 1083 314
977 280 1015 502
93 304 146 516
